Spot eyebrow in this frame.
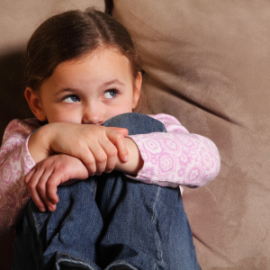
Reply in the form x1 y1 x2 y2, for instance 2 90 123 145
55 79 125 97
102 79 125 87
55 88 78 97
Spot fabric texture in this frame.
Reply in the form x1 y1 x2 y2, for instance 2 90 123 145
0 113 220 235
112 0 270 269
13 113 200 270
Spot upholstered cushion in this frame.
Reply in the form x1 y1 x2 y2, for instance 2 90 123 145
113 1 270 269
0 1 104 269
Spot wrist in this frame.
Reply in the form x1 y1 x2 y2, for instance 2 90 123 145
28 125 53 164
115 137 143 176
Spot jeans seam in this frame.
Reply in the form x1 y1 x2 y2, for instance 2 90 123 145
105 260 139 270
55 254 98 270
151 186 164 265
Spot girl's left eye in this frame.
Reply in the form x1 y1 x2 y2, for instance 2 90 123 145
63 95 80 103
104 89 118 99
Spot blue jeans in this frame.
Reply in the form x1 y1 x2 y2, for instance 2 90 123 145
13 113 200 270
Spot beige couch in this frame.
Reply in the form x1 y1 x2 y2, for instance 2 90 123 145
1 0 270 269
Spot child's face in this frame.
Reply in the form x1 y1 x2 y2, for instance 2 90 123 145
25 47 141 125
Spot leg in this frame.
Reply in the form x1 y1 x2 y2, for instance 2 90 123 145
97 113 200 270
13 178 103 270
13 113 200 270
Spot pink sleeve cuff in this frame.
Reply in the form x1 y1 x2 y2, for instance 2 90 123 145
23 134 37 170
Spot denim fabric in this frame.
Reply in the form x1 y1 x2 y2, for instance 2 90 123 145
13 113 200 270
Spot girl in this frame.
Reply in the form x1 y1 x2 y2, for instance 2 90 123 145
0 8 220 270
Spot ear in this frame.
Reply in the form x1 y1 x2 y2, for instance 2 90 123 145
132 72 142 109
24 87 47 121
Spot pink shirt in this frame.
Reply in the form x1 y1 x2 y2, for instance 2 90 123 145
0 114 220 235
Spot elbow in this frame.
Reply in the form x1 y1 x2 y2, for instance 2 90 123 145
214 147 221 178
202 139 221 185
188 136 221 188
0 220 12 237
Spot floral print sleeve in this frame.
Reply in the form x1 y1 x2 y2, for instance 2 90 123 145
127 114 220 188
0 119 39 235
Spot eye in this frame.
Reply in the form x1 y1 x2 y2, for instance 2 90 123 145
63 95 80 103
104 89 118 99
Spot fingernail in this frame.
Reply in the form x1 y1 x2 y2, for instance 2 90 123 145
123 155 128 162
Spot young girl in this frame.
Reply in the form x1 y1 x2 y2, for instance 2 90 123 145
0 8 220 270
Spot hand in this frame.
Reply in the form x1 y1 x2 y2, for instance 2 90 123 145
115 137 144 176
24 154 88 212
29 123 129 175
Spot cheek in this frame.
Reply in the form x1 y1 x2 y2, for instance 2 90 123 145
107 103 133 119
46 107 80 123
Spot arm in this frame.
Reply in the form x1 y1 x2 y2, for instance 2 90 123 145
26 137 143 212
0 119 39 235
25 124 142 212
25 154 88 212
28 122 130 174
25 142 142 213
126 114 221 188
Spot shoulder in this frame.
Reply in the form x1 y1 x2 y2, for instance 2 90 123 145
147 113 189 134
2 118 40 143
148 113 181 124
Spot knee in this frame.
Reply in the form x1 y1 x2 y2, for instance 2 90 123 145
103 112 167 135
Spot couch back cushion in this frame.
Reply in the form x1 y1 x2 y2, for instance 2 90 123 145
113 1 270 269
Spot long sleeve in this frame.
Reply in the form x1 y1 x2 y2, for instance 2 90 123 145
127 114 220 188
0 119 39 235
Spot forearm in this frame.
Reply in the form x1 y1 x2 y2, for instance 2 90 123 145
119 113 220 187
29 125 142 176
115 137 144 176
129 132 220 187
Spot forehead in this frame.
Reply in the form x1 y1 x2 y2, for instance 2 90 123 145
50 47 134 84
39 47 135 95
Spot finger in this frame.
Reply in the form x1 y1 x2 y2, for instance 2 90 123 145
73 147 96 175
47 204 57 212
25 167 47 212
87 142 107 175
24 168 35 185
36 166 57 208
107 129 129 163
98 138 118 173
108 127 129 136
45 170 65 207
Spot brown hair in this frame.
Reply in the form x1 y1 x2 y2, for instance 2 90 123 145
25 8 142 91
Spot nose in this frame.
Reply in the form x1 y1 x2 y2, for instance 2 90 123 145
82 102 104 125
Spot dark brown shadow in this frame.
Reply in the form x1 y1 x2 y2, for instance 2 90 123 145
0 49 34 141
0 231 15 270
0 49 34 269
105 0 114 14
